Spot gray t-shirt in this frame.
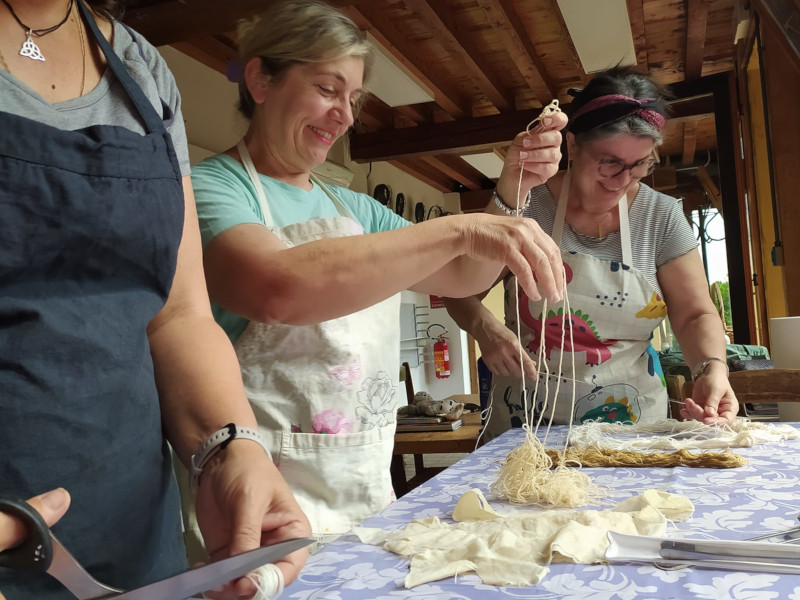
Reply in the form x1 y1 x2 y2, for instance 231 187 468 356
525 181 698 294
0 21 190 176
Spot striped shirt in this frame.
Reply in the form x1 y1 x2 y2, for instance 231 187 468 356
524 181 698 295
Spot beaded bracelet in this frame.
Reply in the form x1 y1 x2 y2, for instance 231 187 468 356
493 188 531 216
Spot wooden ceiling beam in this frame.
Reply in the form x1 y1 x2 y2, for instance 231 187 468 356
350 93 714 162
394 103 434 125
388 160 456 194
404 0 514 112
682 121 698 165
460 188 494 213
695 165 723 213
343 5 471 119
421 155 492 191
685 0 710 81
125 0 359 46
548 0 589 85
357 96 395 131
171 37 236 76
668 94 715 119
626 0 649 72
475 0 557 103
350 107 546 162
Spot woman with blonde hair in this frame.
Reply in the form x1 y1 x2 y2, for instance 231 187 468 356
191 0 568 547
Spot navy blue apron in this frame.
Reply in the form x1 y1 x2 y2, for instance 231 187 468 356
0 2 186 597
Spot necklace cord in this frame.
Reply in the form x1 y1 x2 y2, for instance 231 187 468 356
2 0 74 36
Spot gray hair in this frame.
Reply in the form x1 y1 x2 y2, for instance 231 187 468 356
236 0 374 119
568 68 670 146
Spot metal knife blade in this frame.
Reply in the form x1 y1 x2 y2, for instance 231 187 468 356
107 537 314 600
660 538 800 562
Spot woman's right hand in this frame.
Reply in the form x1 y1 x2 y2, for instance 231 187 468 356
0 489 71 600
461 213 563 304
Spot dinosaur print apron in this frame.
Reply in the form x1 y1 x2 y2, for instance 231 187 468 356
486 174 668 439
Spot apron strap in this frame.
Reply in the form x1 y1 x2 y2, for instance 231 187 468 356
236 139 274 227
618 189 633 266
552 171 633 265
76 0 165 135
236 139 359 227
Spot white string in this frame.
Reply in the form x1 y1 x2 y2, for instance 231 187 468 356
246 563 284 600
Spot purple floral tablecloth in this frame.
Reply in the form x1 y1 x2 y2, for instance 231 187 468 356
285 425 800 600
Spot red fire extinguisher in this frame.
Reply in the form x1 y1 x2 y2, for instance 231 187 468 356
427 324 451 379
433 336 450 379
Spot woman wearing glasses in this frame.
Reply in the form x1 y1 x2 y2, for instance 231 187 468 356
446 68 737 436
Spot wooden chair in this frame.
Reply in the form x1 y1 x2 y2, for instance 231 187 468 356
667 369 800 420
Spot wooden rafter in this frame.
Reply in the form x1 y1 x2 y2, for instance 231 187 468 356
388 159 455 193
682 121 698 165
403 0 514 111
343 5 471 119
171 37 235 76
358 96 395 131
695 165 722 213
548 0 588 85
626 0 649 72
421 155 491 191
124 0 357 46
685 0 710 81
350 107 547 162
475 0 557 104
394 103 434 125
351 94 715 163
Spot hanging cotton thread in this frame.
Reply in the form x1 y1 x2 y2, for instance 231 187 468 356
490 99 600 508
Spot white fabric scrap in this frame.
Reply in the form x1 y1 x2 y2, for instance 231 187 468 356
354 488 694 587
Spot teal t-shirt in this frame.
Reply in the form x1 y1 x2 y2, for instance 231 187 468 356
192 153 411 342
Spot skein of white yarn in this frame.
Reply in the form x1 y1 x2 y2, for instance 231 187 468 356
248 563 284 600
201 563 284 600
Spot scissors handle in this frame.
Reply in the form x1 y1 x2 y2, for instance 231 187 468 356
0 498 53 572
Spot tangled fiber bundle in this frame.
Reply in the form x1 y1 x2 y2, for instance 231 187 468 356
544 446 746 469
491 429 600 507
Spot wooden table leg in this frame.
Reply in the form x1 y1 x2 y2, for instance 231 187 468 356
391 454 409 498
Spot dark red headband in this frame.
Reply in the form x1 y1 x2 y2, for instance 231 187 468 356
570 94 666 135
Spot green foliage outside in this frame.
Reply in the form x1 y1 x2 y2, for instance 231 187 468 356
710 280 732 326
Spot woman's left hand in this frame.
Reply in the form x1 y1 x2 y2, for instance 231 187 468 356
680 368 739 425
195 441 311 599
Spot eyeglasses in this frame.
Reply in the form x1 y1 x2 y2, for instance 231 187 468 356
596 156 657 179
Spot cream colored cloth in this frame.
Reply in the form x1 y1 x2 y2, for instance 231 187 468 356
354 489 693 587
567 418 800 451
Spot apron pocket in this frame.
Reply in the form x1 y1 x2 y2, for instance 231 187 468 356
276 423 395 536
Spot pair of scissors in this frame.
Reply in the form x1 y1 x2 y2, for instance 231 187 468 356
0 498 314 599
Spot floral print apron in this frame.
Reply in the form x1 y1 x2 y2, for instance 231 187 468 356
232 142 399 544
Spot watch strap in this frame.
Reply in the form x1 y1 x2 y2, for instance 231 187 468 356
189 423 269 492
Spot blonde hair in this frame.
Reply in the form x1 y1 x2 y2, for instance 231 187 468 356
236 0 373 119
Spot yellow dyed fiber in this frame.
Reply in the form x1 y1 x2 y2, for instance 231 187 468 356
544 447 746 469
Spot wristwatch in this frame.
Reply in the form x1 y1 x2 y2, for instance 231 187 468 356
189 423 270 492
691 357 729 382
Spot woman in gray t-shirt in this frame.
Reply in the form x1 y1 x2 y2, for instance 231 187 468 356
447 68 737 435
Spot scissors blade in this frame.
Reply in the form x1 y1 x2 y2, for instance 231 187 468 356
109 537 313 600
